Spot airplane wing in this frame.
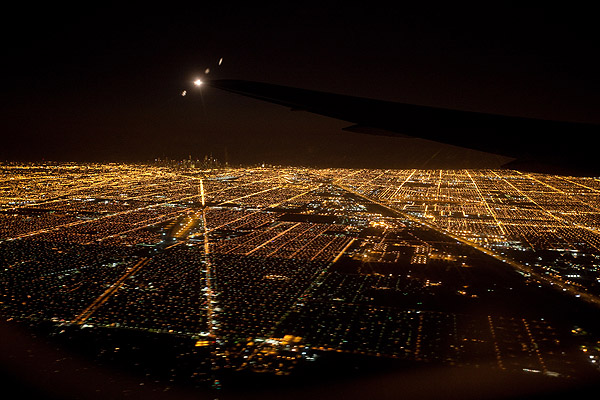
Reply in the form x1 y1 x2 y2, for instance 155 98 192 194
207 79 599 176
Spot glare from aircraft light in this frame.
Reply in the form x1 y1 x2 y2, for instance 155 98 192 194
194 79 203 86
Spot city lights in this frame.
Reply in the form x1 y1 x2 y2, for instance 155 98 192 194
1 162 599 390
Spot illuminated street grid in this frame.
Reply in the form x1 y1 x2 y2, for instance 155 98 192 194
333 169 600 297
0 163 598 384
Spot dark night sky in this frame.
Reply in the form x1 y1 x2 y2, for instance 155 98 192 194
2 4 598 168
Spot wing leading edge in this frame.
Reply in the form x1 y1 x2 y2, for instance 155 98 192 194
207 79 599 176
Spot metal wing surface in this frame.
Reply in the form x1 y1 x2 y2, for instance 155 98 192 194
208 79 599 176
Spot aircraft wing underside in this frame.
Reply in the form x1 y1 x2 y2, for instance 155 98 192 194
208 79 599 176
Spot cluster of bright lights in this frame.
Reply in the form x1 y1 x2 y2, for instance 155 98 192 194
181 78 203 96
181 57 222 96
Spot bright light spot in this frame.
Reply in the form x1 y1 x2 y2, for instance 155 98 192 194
181 90 187 96
194 79 203 86
218 57 223 65
205 68 210 74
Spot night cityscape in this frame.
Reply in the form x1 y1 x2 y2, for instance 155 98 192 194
1 162 600 398
2 4 599 399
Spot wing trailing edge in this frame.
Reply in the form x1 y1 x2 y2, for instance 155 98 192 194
208 79 599 176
